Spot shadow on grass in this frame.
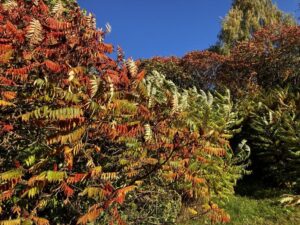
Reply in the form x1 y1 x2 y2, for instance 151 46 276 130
180 175 300 225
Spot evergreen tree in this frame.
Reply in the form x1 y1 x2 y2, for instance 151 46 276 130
218 0 295 54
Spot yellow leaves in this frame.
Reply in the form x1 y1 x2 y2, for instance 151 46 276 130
21 106 83 122
184 174 206 185
125 170 139 178
51 1 66 17
26 19 43 46
79 187 108 200
89 75 100 98
0 169 23 182
0 49 13 63
68 66 85 82
187 207 198 215
64 146 73 169
27 187 40 199
47 125 86 145
25 155 36 167
49 107 83 120
126 58 138 77
111 99 138 115
29 171 67 185
171 92 179 114
101 172 118 181
141 157 158 165
0 99 15 107
37 199 48 210
144 124 152 142
0 219 21 225
2 0 18 11
90 166 102 178
44 171 67 183
163 172 177 181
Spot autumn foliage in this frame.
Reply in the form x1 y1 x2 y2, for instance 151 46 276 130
0 0 249 224
1 0 299 224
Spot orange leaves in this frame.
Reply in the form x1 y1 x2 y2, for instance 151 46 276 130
67 173 87 184
203 146 226 157
115 185 136 204
99 43 113 54
0 190 13 201
46 18 71 30
47 125 86 145
105 69 120 84
1 91 16 100
44 60 62 73
77 205 103 225
31 217 50 225
0 49 13 63
2 124 14 133
207 203 231 224
63 146 74 170
0 44 13 54
136 70 145 82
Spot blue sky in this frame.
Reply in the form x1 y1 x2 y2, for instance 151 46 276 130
77 0 299 59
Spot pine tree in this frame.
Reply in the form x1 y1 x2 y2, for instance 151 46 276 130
218 0 295 54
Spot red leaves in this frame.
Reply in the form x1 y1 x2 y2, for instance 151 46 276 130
6 63 39 80
61 182 74 198
3 124 14 132
46 18 71 30
39 0 49 14
5 21 24 43
67 173 87 184
0 76 15 86
135 70 145 82
44 60 62 73
5 21 18 34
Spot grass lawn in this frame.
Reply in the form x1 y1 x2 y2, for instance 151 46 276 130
180 177 300 225
181 195 300 225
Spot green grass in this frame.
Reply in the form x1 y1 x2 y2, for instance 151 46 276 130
180 178 300 225
181 195 300 225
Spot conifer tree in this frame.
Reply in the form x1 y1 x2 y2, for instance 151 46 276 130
218 0 295 54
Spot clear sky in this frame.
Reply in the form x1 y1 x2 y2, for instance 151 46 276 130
77 0 299 59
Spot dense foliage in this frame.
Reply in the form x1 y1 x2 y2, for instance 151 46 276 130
247 87 300 190
140 5 300 208
0 0 250 224
0 0 299 224
216 0 295 54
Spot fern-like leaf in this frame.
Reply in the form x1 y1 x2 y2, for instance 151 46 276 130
26 19 43 46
